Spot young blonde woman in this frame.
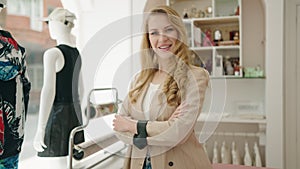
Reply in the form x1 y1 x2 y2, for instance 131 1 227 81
113 6 212 169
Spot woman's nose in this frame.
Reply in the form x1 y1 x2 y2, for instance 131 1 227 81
158 33 168 42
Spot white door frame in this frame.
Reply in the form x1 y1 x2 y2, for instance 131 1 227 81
285 0 300 168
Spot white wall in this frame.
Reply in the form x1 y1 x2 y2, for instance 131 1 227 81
131 0 148 76
284 1 300 168
242 0 265 70
265 0 284 168
62 0 133 105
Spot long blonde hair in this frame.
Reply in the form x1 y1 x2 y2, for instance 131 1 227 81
129 6 190 106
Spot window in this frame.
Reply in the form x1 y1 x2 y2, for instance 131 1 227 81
7 0 43 31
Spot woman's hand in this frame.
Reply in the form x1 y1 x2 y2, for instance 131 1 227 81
168 102 189 121
113 115 137 134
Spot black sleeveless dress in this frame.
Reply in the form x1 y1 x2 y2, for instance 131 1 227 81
38 44 84 157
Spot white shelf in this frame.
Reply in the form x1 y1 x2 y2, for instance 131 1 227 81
182 19 192 23
183 16 240 24
198 113 267 124
209 75 242 79
215 45 240 50
193 15 240 24
191 45 240 51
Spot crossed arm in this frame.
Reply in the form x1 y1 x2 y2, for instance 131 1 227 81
113 101 188 149
113 68 209 148
113 102 187 133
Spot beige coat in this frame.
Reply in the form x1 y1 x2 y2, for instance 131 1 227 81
116 66 213 169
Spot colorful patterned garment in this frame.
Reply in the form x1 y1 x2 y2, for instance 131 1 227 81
0 31 23 81
0 61 19 81
0 29 30 160
0 154 18 169
143 156 152 169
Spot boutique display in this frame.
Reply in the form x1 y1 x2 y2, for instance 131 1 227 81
208 140 262 167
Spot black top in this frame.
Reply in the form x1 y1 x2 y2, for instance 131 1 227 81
54 44 81 103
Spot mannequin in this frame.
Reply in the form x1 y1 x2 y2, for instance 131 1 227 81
202 142 208 156
221 141 231 164
212 141 220 163
0 0 31 168
231 141 241 165
253 142 262 167
33 8 84 168
244 142 252 166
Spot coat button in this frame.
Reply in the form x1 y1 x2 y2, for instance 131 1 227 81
168 161 173 166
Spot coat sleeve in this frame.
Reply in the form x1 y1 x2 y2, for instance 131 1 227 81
114 75 140 145
146 68 209 147
114 96 135 145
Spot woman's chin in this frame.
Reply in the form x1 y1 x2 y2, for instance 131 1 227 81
156 50 174 59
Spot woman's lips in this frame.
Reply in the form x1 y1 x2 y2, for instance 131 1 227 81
158 44 172 52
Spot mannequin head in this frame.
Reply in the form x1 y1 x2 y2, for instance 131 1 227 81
48 20 71 40
43 7 76 42
0 0 7 12
43 7 76 29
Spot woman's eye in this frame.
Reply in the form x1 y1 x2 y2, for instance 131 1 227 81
166 28 174 32
150 31 159 35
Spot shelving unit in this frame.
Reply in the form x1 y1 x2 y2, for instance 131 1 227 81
166 0 267 166
169 0 242 78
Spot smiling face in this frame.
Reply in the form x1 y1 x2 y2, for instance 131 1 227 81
148 13 179 60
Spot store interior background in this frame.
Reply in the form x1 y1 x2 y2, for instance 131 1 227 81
2 0 296 169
